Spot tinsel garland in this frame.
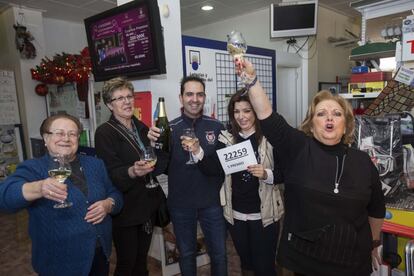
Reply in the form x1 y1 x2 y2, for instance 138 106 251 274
30 47 92 85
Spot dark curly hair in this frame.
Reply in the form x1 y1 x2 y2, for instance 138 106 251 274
227 88 262 143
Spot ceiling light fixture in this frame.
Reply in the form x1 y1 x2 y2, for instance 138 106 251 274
201 5 214 11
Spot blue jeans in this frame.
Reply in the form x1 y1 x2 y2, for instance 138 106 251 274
169 205 227 276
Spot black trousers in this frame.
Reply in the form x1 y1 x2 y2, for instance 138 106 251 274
112 224 153 276
89 246 109 276
228 219 279 276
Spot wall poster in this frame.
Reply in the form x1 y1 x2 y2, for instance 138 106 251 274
0 125 25 181
0 70 21 125
182 35 276 125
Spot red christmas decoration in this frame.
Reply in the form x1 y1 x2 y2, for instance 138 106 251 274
30 47 92 86
35 83 48 96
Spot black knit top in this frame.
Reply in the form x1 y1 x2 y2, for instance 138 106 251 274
231 133 261 213
260 112 385 276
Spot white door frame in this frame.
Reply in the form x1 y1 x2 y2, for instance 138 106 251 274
276 51 307 127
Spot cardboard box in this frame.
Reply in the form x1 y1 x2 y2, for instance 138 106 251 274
348 81 386 93
351 66 369 73
350 72 392 83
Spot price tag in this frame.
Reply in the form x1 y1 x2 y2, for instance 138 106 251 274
216 140 257 175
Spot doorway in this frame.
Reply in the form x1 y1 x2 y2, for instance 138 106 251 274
277 65 303 127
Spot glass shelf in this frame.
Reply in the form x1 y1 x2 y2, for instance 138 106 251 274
339 92 380 99
349 42 396 61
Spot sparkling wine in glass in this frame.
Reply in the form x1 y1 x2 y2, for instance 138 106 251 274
141 146 158 188
227 30 250 91
227 31 247 60
182 128 197 165
48 155 73 208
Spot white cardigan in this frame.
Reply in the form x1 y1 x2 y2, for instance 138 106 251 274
218 130 284 227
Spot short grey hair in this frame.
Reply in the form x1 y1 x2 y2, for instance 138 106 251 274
102 77 134 104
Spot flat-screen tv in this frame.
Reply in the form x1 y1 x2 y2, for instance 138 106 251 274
84 0 166 82
270 0 318 38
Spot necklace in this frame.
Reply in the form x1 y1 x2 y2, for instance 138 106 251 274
334 155 346 194
116 119 145 151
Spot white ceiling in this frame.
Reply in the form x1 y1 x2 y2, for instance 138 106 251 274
0 0 362 30
0 0 410 42
181 0 362 30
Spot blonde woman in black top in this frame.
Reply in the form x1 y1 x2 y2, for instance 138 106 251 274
235 59 385 276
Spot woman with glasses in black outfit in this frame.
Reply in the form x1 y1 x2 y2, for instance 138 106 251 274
94 77 168 276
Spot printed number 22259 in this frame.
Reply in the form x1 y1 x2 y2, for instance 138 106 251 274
224 148 247 161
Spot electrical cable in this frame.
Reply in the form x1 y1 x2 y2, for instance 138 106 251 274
294 36 316 53
295 36 309 53
295 38 318 60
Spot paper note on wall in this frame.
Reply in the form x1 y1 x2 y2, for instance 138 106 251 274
0 70 21 124
134 91 152 127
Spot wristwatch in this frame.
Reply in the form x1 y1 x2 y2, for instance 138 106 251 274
372 239 382 248
107 197 115 213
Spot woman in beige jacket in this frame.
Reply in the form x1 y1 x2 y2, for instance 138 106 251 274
188 89 284 276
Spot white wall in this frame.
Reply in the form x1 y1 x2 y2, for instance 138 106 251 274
115 0 184 121
0 1 183 158
0 8 91 157
317 7 359 84
183 5 360 103
43 3 184 123
146 0 183 120
0 2 359 157
43 18 87 55
0 10 15 71
0 7 48 157
183 6 312 105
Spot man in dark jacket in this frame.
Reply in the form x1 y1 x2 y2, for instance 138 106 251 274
148 76 227 276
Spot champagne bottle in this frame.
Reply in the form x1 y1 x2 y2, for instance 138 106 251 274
155 97 170 152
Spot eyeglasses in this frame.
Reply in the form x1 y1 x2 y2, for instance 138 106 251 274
46 129 79 139
110 95 134 103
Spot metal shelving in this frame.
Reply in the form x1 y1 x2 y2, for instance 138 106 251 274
339 92 380 99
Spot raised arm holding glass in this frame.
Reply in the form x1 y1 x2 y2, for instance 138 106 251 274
235 58 385 276
94 77 168 276
0 114 123 276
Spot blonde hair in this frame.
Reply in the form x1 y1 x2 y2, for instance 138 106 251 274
300 90 355 145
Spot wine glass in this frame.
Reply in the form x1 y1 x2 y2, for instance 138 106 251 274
48 155 73 208
182 128 197 165
140 146 158 188
227 30 249 94
227 30 247 60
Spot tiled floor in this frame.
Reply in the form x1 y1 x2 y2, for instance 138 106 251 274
0 211 241 276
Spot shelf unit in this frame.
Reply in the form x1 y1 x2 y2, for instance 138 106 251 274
339 92 380 99
344 1 413 106
339 92 379 111
349 42 396 62
350 0 414 45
